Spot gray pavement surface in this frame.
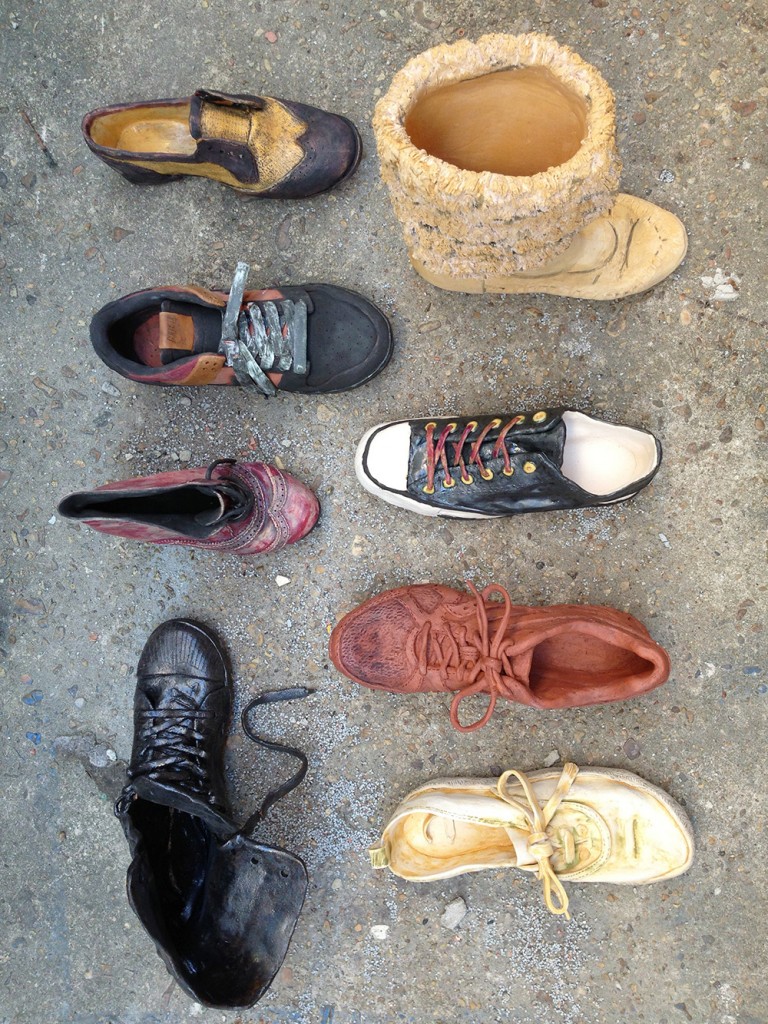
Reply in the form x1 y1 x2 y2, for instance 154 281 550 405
1 1 766 1022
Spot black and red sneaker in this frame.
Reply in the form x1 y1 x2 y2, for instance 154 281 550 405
91 261 392 395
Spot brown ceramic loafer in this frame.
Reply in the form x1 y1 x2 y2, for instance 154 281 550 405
82 88 361 197
329 582 670 731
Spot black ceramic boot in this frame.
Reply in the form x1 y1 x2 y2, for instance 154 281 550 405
115 618 311 1008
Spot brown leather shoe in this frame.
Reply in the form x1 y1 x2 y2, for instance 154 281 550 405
329 583 670 731
82 89 361 197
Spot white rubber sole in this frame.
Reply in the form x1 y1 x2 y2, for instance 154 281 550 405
355 423 499 519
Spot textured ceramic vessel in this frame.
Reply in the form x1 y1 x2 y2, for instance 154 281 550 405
374 34 686 299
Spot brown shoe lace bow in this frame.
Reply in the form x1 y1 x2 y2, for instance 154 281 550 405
416 582 530 731
496 763 580 919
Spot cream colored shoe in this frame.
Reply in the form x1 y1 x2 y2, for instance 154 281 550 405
374 35 688 300
369 763 693 919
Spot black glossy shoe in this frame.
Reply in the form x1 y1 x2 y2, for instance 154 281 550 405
115 619 311 1009
355 408 661 518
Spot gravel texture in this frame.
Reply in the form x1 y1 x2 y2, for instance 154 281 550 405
1 2 766 1023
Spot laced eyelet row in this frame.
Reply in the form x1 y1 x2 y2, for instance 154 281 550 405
428 456 540 491
422 414 547 494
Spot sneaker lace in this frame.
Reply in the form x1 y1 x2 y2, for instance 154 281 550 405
415 582 530 732
124 686 314 828
237 686 313 838
423 416 529 494
218 261 308 396
496 763 581 919
128 691 218 802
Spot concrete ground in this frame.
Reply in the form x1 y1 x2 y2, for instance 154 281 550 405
1 1 766 1022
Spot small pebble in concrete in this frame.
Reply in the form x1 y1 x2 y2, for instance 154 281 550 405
701 269 740 301
370 925 390 940
100 381 121 397
275 575 291 587
623 737 641 759
440 896 467 930
543 749 560 767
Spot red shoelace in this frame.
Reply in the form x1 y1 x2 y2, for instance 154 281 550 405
414 581 531 731
423 417 526 494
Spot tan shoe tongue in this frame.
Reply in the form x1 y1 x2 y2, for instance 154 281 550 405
189 89 264 143
159 309 196 354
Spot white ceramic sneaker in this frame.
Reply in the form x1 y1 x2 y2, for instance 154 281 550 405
369 763 693 918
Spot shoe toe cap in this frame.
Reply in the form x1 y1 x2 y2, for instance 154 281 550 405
330 597 416 689
276 102 362 196
356 422 412 494
302 285 392 392
273 471 321 543
138 619 228 684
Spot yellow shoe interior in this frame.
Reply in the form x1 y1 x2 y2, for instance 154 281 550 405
89 104 196 155
404 67 587 176
393 811 517 876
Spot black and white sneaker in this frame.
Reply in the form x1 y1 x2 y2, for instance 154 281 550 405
355 408 661 518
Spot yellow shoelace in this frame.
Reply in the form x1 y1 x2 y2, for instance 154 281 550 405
496 763 580 919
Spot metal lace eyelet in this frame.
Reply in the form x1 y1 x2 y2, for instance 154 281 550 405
423 484 435 495
523 461 536 474
425 421 437 430
466 420 478 431
443 476 456 489
533 411 547 423
503 467 514 477
489 418 502 428
461 474 473 485
480 468 494 481
447 422 458 432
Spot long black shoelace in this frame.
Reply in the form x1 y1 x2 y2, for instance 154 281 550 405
237 686 314 838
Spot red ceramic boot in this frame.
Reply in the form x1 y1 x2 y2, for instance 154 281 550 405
58 458 318 555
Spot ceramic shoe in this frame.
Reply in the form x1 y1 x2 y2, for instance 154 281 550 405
91 261 393 395
369 762 694 919
356 407 661 518
57 458 318 555
82 88 361 196
329 582 670 731
116 618 312 1007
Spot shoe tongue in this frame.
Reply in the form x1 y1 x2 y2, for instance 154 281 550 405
128 775 234 835
504 825 537 866
158 301 222 365
189 88 264 143
192 488 227 527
